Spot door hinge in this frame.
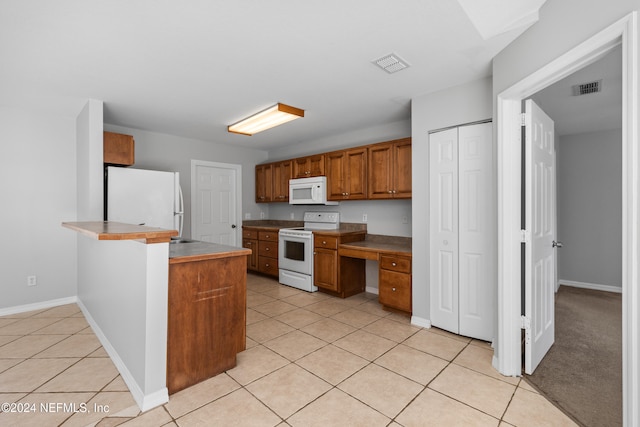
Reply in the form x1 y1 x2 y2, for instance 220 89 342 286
521 112 529 126
520 229 529 243
521 315 531 344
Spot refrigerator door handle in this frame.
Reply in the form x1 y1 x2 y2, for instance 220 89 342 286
174 184 184 237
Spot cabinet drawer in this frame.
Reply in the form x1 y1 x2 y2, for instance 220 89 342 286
258 256 279 276
314 235 338 249
243 229 258 239
380 255 411 273
379 270 412 313
259 231 278 242
258 241 278 257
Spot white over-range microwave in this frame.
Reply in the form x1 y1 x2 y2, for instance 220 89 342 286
288 176 337 205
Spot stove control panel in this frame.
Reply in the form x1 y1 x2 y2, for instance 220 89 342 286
303 211 340 224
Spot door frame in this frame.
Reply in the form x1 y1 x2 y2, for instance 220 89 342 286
494 12 638 426
190 159 243 245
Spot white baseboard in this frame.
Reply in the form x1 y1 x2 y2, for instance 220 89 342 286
76 299 168 412
365 286 379 295
558 279 622 294
0 296 78 317
411 315 431 329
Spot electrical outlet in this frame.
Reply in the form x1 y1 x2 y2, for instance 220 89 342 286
27 275 37 287
260 212 265 219
290 212 295 219
244 213 251 220
362 214 368 222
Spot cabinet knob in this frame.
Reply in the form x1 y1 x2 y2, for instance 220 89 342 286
392 287 397 292
265 247 270 251
265 235 269 238
265 263 270 267
392 262 397 267
322 240 327 245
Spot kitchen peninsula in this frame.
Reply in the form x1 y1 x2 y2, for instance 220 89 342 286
62 221 249 411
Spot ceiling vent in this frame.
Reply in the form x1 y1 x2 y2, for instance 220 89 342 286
373 53 410 74
572 79 602 96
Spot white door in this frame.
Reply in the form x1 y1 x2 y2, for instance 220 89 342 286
524 99 556 374
430 128 459 333
192 161 241 245
458 123 494 341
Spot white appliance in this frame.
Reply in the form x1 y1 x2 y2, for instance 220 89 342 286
106 166 184 236
279 211 340 292
289 176 337 205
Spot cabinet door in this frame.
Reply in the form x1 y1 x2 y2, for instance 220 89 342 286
255 164 273 203
326 151 346 200
293 157 310 178
242 239 258 270
393 139 412 198
272 160 292 202
104 131 135 166
308 154 325 176
314 248 338 291
345 148 367 199
368 142 393 199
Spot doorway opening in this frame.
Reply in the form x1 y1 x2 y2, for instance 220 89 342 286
495 12 638 426
521 45 623 426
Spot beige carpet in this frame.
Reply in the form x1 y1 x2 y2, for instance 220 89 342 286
525 285 622 427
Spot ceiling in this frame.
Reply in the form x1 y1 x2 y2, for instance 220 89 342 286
532 45 622 136
1 1 548 151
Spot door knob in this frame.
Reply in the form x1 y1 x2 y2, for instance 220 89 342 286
552 240 563 248
231 224 237 228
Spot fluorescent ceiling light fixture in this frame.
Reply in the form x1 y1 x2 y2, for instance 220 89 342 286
228 103 304 136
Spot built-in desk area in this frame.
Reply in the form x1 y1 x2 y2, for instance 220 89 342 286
339 235 412 314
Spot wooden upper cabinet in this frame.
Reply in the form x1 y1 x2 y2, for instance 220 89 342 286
293 154 325 178
255 164 273 203
103 131 135 166
326 148 367 200
272 160 292 202
367 138 412 199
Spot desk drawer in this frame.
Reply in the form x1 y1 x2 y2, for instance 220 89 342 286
380 255 411 273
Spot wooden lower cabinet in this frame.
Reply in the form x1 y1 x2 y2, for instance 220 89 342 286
378 254 412 313
167 255 247 395
314 232 366 298
242 227 280 277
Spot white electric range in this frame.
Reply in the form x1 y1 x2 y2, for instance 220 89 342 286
278 212 340 292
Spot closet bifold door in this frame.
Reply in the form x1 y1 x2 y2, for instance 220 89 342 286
429 122 494 341
458 123 494 342
429 128 460 334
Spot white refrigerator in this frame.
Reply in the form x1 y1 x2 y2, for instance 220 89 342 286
106 166 184 236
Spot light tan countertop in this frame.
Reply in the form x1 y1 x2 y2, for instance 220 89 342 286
62 221 178 244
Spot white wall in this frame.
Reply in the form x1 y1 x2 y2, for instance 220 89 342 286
76 100 104 221
557 129 622 289
410 77 493 323
104 125 269 238
0 106 78 309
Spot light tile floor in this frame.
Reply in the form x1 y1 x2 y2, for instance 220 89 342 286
0 273 578 426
